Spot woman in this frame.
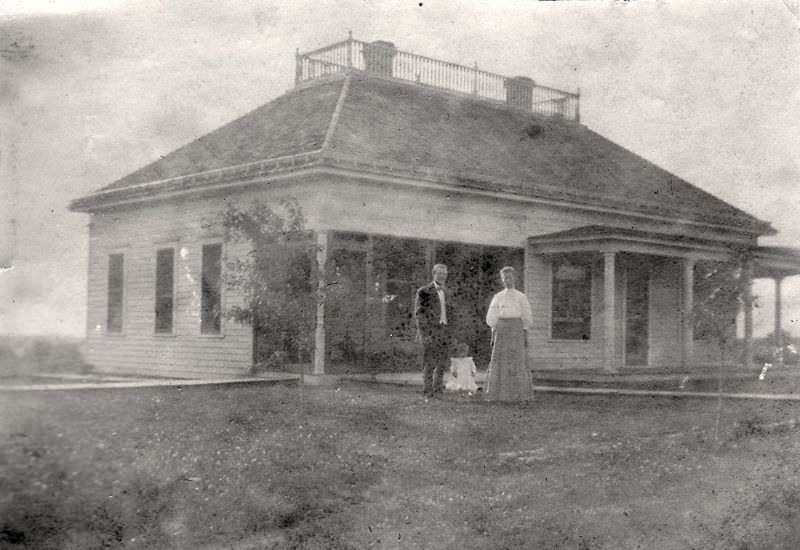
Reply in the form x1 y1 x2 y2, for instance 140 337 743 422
484 266 534 401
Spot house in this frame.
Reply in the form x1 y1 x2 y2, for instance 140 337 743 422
70 36 800 379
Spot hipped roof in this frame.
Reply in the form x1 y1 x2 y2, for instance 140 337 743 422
71 73 772 235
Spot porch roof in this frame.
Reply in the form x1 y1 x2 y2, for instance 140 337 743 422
528 226 800 278
526 225 734 259
753 246 800 279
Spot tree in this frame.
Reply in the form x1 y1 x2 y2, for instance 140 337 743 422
0 344 21 376
221 199 316 371
692 247 755 441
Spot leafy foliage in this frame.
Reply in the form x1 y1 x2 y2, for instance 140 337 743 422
693 248 755 352
221 199 316 368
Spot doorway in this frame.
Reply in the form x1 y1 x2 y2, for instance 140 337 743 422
624 256 650 367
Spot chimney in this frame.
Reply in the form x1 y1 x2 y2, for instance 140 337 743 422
505 76 534 110
362 40 397 77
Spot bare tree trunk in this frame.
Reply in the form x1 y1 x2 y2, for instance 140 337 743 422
713 340 726 443
299 372 306 420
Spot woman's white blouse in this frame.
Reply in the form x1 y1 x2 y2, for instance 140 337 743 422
486 288 533 330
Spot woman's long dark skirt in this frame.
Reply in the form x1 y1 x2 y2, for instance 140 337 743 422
484 318 533 402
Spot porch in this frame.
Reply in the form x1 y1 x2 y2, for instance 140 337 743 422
256 230 524 375
259 226 800 377
527 226 800 372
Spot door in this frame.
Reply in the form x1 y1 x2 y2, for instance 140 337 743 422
625 261 650 367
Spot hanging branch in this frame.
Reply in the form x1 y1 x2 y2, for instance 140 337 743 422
219 198 315 371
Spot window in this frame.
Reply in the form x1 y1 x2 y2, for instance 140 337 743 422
551 256 592 340
201 244 222 334
107 254 124 333
155 248 174 333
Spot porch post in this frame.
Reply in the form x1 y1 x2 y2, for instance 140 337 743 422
313 230 329 375
681 258 695 369
743 260 754 368
603 251 618 372
775 276 784 367
364 235 374 368
424 241 436 274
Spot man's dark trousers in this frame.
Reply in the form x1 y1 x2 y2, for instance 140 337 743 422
423 323 450 395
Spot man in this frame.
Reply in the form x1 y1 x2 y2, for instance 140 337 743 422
414 263 452 398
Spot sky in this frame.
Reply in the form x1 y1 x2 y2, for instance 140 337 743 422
1 0 799 338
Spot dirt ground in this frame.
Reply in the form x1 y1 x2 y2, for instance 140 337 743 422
2 382 800 549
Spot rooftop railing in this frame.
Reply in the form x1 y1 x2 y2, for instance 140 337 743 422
296 34 580 122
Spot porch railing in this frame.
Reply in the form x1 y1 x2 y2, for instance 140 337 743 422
295 34 580 122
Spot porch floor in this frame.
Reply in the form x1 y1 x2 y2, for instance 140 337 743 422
340 368 765 385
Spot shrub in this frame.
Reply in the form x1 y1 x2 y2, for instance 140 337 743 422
21 339 92 374
0 344 23 376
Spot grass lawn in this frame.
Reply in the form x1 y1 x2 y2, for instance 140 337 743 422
2 383 800 549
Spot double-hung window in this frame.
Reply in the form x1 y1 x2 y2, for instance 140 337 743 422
551 256 592 340
107 253 124 333
155 248 174 333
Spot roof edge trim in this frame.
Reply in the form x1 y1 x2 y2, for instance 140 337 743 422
69 150 324 212
527 225 735 253
70 157 772 241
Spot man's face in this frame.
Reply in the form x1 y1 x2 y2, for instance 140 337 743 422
433 266 448 285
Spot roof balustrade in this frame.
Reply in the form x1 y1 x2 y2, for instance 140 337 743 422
295 34 580 122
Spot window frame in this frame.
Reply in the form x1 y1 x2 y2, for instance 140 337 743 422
549 255 593 341
200 242 224 337
106 252 126 335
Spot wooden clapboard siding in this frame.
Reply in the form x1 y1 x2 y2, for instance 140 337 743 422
85 186 322 378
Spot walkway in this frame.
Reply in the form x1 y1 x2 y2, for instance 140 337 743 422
5 368 800 401
341 369 800 401
0 372 299 392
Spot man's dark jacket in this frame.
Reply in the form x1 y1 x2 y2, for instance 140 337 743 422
414 282 451 342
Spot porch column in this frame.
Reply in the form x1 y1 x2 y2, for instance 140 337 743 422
313 230 329 375
364 235 375 368
743 260 754 368
681 258 695 369
774 276 784 367
424 241 436 274
603 251 618 372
